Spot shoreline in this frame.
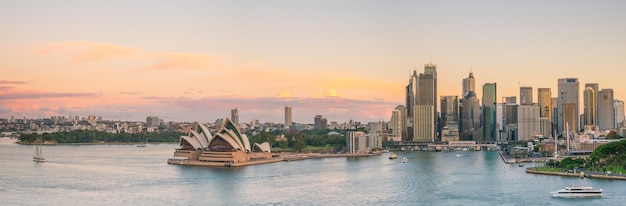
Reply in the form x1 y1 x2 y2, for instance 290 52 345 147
16 141 178 145
526 168 626 180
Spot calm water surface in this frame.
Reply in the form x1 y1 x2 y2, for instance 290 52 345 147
1 137 624 205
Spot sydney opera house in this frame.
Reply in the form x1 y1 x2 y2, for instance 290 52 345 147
167 118 281 167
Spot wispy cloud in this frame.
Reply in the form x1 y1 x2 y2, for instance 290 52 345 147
35 41 138 63
0 80 31 85
143 53 223 71
0 92 100 100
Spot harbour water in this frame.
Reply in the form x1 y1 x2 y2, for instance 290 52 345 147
1 137 624 205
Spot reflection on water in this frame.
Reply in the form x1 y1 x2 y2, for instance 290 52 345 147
0 137 623 205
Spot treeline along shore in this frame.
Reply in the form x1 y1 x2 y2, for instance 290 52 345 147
17 130 183 144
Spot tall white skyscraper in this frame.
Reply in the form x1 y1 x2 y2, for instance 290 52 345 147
285 106 292 128
557 78 579 133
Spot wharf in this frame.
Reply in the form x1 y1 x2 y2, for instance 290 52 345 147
526 168 626 180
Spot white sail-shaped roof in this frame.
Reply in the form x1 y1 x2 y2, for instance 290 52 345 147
253 142 271 153
241 134 251 152
197 123 213 143
180 136 203 150
190 130 208 148
210 133 241 151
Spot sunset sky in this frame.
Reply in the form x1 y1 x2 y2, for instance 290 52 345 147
1 1 625 124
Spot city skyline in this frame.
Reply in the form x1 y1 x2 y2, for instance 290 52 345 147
2 1 626 123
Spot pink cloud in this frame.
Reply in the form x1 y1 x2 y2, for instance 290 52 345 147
143 53 225 71
35 41 138 63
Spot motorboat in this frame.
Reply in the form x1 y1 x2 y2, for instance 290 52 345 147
551 186 602 198
389 152 398 159
401 157 408 163
455 154 462 158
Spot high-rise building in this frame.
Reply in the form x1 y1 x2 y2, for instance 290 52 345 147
462 72 475 100
557 78 579 133
413 105 434 142
390 109 402 142
551 97 558 134
405 71 418 140
460 92 480 141
520 86 533 105
441 96 459 141
583 86 596 126
615 100 625 128
394 105 407 140
440 96 459 128
563 103 578 132
416 65 437 140
146 116 160 128
482 83 497 142
538 88 552 137
597 89 615 130
346 131 366 154
284 106 292 128
585 83 600 125
504 96 517 105
314 115 327 130
231 108 239 126
518 104 540 141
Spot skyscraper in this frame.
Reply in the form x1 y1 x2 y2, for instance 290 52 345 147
424 63 438 140
146 116 160 128
416 66 436 140
583 86 596 126
394 105 407 140
482 83 497 142
538 88 552 137
563 103 578 132
231 108 239 126
441 96 459 141
405 70 418 141
413 105 434 142
585 83 600 125
462 72 475 98
597 89 615 130
461 92 480 140
314 115 327 130
285 106 292 128
520 86 533 105
390 109 402 142
518 104 540 141
557 78 579 133
615 100 625 128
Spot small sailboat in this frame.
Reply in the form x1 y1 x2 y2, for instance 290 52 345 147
401 157 408 163
33 146 47 162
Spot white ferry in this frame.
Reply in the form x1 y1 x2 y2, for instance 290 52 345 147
551 186 602 198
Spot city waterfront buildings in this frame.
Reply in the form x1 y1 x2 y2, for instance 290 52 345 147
597 89 615 130
557 78 579 133
520 86 533 105
615 100 625 128
413 105 434 142
346 131 367 154
538 88 552 137
482 83 497 142
518 104 540 141
146 116 160 128
314 115 327 130
440 96 459 141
